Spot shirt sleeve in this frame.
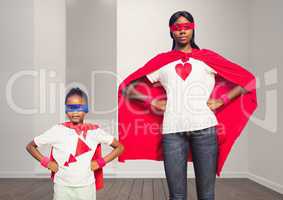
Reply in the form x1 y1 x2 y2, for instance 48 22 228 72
146 69 160 83
205 65 217 74
93 128 114 146
33 125 59 147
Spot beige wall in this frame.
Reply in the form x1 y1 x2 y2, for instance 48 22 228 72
0 0 66 176
0 0 34 175
66 0 117 173
248 0 283 193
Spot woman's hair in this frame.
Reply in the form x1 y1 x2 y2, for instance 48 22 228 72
65 87 88 105
169 11 200 50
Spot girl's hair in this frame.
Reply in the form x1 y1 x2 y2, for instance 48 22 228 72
169 11 200 50
65 87 88 105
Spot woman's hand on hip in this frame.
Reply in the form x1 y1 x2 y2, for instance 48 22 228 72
207 98 224 110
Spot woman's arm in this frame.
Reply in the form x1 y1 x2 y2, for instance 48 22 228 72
26 141 58 172
123 80 166 111
123 80 149 102
224 85 247 101
208 85 247 110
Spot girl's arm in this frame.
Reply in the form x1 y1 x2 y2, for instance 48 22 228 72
208 85 247 110
104 139 124 163
26 141 58 172
91 139 124 171
26 141 45 162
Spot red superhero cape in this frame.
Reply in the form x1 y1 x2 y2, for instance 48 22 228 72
50 122 104 190
118 48 258 176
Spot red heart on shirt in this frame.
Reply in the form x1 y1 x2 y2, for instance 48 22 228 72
175 62 192 80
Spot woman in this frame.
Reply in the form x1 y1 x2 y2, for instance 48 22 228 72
118 11 257 200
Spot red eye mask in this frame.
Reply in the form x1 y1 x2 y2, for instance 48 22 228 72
170 22 195 32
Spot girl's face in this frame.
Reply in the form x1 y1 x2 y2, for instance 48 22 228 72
171 16 193 47
65 95 86 124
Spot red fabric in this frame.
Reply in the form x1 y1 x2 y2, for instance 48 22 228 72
118 48 258 176
64 154 77 166
75 138 91 157
170 22 195 31
49 122 104 190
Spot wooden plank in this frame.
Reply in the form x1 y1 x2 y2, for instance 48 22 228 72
142 179 154 200
97 178 115 199
161 178 169 198
0 178 282 200
153 179 166 200
102 178 124 200
116 179 134 200
128 179 143 200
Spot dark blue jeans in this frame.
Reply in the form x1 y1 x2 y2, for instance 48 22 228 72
162 126 218 200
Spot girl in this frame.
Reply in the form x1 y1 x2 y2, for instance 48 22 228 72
118 11 257 200
26 88 124 200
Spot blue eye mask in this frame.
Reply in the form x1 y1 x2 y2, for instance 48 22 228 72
65 104 89 113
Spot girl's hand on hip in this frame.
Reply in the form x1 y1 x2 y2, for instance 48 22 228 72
47 161 58 173
207 98 224 110
91 160 100 171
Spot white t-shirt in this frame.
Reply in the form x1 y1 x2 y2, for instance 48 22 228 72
146 57 218 134
34 124 114 187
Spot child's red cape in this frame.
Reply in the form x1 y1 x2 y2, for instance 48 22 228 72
118 49 258 176
49 122 104 190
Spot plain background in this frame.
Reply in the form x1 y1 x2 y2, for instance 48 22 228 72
0 0 282 194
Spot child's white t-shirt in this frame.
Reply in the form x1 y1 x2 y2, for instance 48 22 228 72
146 57 218 134
34 124 114 187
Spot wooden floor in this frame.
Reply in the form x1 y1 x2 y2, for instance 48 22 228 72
0 178 282 200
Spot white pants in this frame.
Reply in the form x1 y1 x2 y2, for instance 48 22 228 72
53 183 96 200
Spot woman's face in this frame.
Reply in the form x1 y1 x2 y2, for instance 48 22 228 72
171 16 193 47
